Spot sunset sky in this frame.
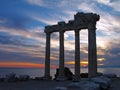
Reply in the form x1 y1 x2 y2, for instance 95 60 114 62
0 0 120 68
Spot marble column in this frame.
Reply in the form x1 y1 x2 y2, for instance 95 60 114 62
57 31 65 80
44 32 51 80
74 29 81 81
88 28 97 78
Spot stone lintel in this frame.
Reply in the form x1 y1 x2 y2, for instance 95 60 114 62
44 23 87 33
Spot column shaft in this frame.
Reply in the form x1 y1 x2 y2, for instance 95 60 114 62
44 33 51 79
88 29 97 78
57 31 65 80
74 30 80 81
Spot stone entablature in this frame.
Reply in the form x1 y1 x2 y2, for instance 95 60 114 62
45 12 99 33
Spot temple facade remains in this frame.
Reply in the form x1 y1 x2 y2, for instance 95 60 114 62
44 12 100 81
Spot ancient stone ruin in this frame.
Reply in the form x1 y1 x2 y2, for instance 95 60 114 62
44 12 100 81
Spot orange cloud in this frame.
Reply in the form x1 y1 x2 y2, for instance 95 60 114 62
97 51 105 55
97 58 105 62
65 60 105 67
0 61 57 68
98 64 104 66
81 50 88 54
65 61 88 67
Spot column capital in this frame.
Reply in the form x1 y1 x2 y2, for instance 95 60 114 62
88 27 96 34
88 23 97 30
74 29 80 32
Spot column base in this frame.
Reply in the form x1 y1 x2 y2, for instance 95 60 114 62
56 76 67 81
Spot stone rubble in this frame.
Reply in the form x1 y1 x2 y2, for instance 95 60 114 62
67 80 100 90
54 87 67 90
90 76 111 89
55 76 111 90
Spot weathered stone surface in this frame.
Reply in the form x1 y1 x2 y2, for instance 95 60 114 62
67 80 100 90
54 87 67 90
54 67 74 80
58 21 66 26
91 76 111 89
57 31 65 81
67 82 81 88
44 12 100 33
103 73 117 78
74 30 80 82
44 32 51 79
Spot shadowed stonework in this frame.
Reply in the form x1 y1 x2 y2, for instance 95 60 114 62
44 12 100 81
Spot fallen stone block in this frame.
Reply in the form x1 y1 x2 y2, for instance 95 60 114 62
54 67 74 80
67 80 100 90
91 76 111 90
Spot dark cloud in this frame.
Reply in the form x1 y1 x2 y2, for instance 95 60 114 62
0 15 31 30
109 47 120 55
0 50 44 63
0 31 40 47
103 44 120 67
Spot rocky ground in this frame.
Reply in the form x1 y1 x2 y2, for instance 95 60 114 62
0 78 120 90
109 77 120 90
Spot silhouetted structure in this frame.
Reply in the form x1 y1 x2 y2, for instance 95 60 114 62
54 67 74 80
44 12 100 81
